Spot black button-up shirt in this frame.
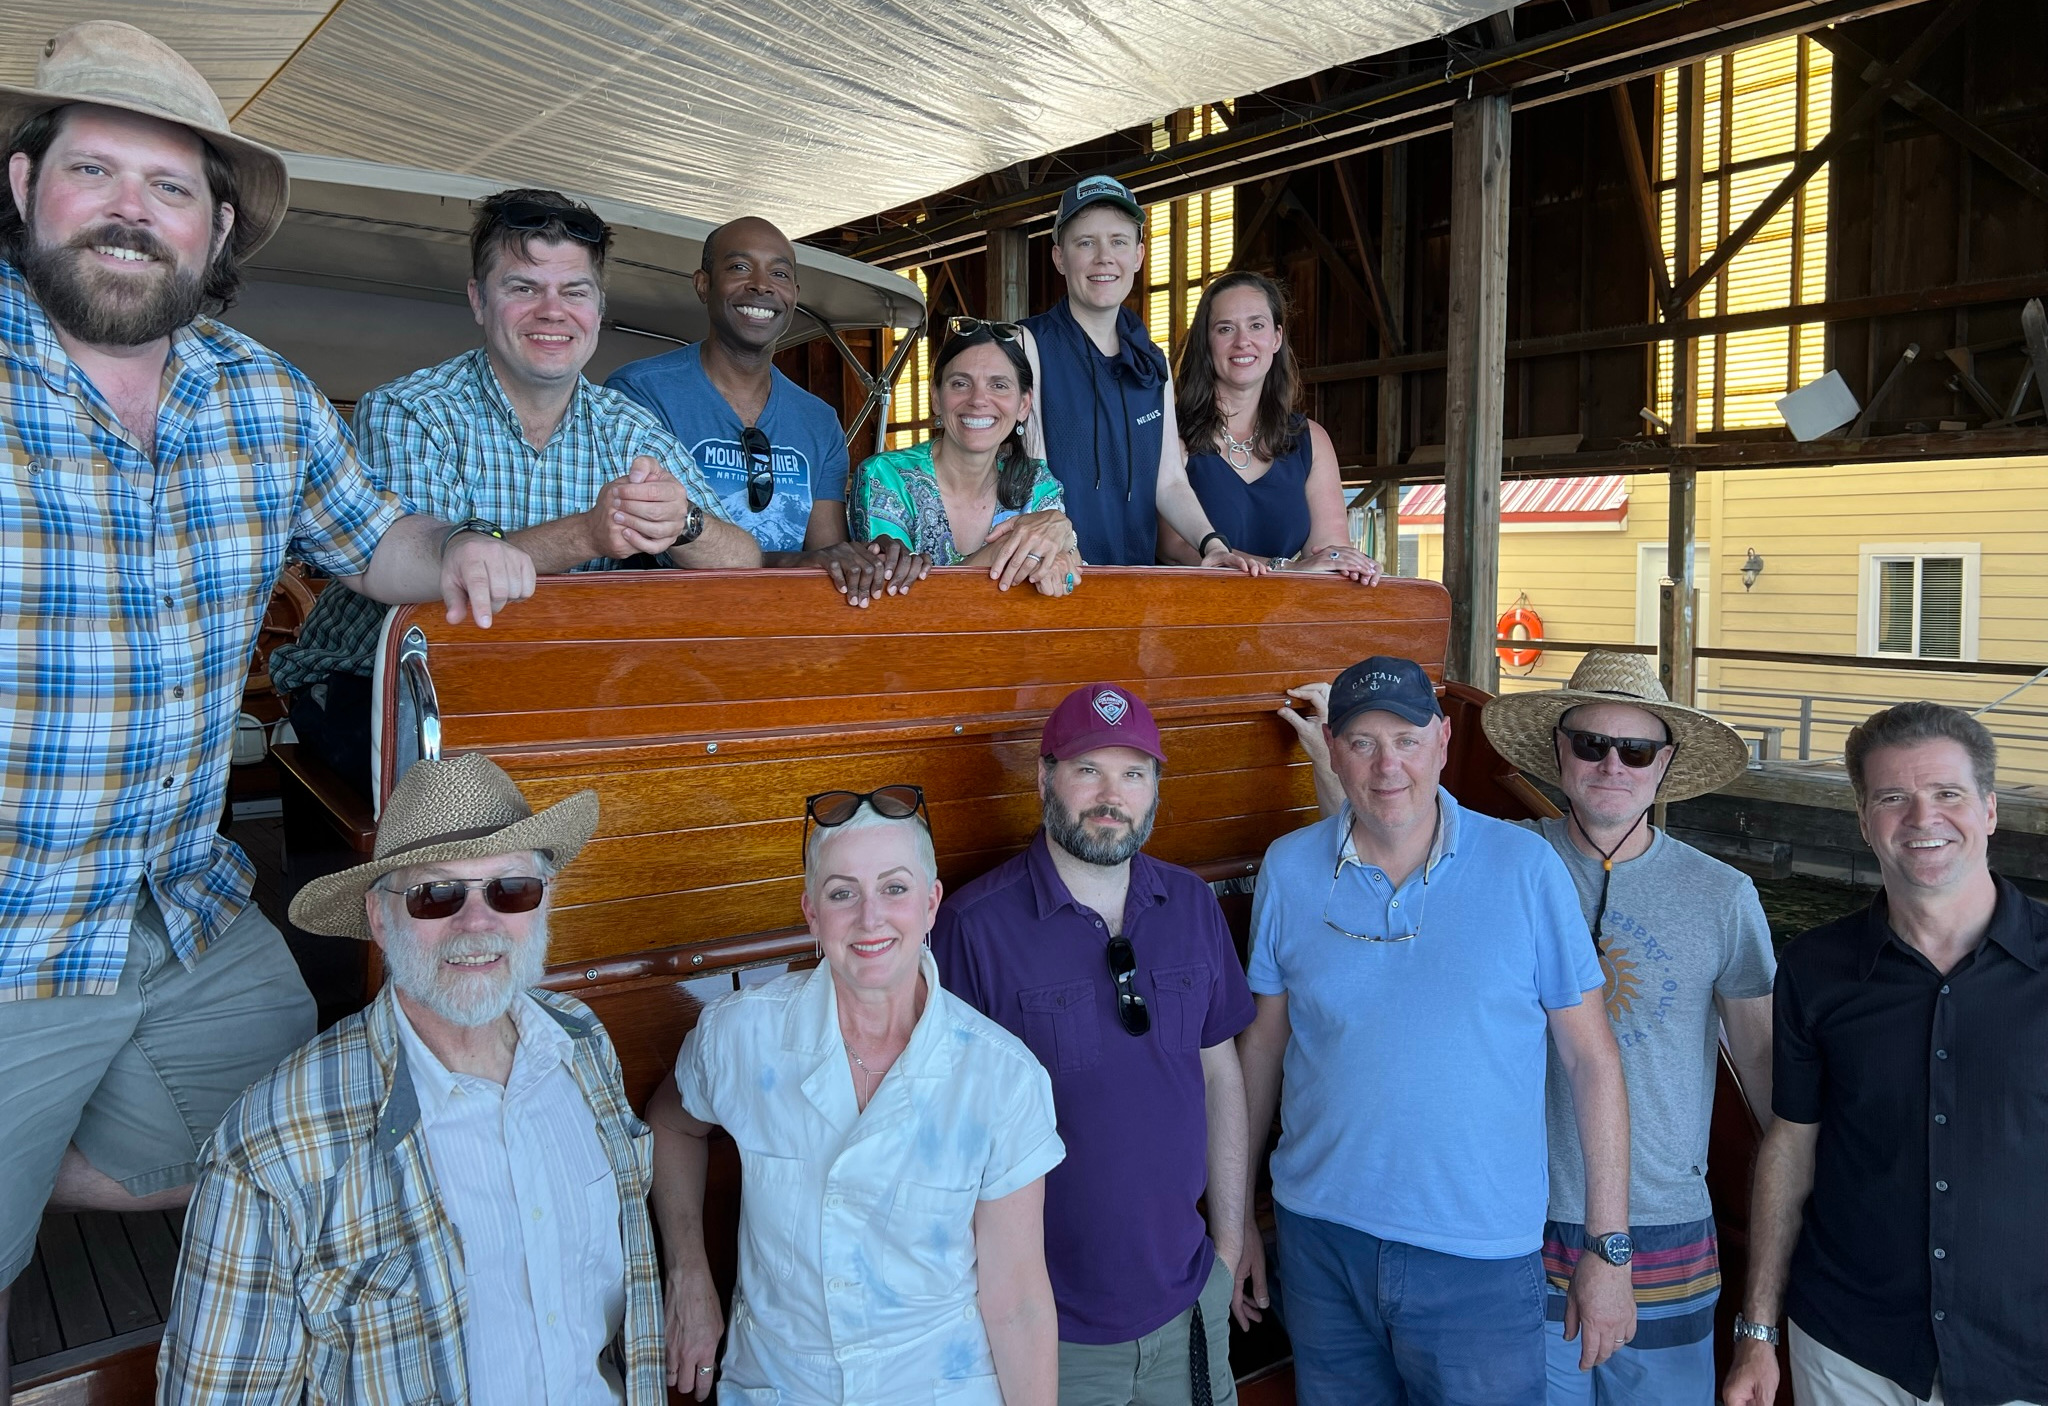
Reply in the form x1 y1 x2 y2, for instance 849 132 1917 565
1774 875 2048 1406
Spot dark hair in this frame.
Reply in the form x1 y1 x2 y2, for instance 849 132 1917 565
933 326 1038 511
2 107 246 312
470 187 611 284
1174 270 1302 462
1844 701 1998 804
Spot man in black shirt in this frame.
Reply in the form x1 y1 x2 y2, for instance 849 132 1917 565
1722 702 2048 1406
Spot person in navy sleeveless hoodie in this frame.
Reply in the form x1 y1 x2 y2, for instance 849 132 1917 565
1168 272 1380 581
1019 176 1264 572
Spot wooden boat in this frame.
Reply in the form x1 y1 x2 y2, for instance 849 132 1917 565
19 566 1779 1402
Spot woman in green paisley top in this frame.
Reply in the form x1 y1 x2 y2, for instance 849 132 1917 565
851 320 1082 596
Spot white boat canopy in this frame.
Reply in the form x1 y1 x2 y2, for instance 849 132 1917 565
2 0 1511 238
226 153 925 414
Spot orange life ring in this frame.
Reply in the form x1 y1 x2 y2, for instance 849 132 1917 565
1497 604 1544 670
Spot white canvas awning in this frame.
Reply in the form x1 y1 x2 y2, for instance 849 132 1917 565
228 152 925 401
2 0 1511 238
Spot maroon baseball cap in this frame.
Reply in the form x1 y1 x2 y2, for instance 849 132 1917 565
1041 683 1166 764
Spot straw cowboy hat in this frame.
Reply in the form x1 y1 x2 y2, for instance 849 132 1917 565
1481 650 1751 804
1 20 288 257
290 754 598 941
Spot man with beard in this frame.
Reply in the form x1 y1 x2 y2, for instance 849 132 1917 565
607 215 923 607
0 23 534 1397
934 684 1254 1406
158 753 664 1403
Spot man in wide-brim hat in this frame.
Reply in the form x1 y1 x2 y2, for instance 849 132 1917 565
1482 651 1778 1405
157 753 667 1403
0 21 541 1381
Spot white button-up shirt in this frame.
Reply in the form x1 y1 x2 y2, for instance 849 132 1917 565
677 950 1064 1406
396 993 628 1405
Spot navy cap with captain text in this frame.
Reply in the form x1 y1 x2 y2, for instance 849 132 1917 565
1326 655 1445 733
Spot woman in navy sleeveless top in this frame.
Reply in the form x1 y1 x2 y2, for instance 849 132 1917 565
1168 272 1380 580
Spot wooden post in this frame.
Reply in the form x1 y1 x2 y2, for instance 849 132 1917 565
1661 64 1704 707
985 227 1028 323
1443 95 1512 692
1375 143 1410 574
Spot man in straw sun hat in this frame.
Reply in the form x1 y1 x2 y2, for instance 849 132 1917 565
1239 656 1631 1406
156 753 665 1403
0 21 540 1388
1478 650 1776 1404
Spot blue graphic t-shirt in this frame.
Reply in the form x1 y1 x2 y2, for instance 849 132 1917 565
605 343 849 553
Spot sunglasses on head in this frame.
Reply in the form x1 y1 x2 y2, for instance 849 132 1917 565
1104 935 1151 1036
1557 727 1671 770
379 875 548 921
739 425 775 513
946 316 1023 343
497 200 607 247
801 784 929 853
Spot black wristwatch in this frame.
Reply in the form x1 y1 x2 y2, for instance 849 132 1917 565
1732 1313 1781 1346
1585 1230 1634 1267
674 501 705 547
442 516 505 554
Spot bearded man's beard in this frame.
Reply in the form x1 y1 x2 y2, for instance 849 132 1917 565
18 221 209 346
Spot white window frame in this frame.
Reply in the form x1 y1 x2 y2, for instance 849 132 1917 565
1857 543 1981 662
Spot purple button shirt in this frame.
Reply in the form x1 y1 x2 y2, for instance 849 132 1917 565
933 831 1256 1343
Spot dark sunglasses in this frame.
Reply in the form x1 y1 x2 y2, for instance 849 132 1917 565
1105 935 1151 1037
740 425 775 513
801 784 929 851
946 316 1023 343
379 875 548 921
497 200 607 246
1558 727 1671 770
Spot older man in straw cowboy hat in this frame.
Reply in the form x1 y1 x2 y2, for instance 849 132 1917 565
0 21 537 1389
156 754 664 1404
1481 652 1775 1405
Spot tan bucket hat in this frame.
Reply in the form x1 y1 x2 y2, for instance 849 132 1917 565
289 753 599 941
0 21 288 258
1481 650 1751 803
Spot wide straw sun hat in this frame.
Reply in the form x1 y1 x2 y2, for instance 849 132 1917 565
0 21 288 257
1481 650 1751 804
289 754 598 941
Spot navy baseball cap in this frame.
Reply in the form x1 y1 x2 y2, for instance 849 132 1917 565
1055 174 1145 235
1326 656 1445 733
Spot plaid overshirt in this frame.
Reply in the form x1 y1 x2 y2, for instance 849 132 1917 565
269 349 725 693
0 260 404 1001
158 985 666 1404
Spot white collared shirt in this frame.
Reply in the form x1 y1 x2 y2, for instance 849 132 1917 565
395 993 628 1405
676 950 1065 1406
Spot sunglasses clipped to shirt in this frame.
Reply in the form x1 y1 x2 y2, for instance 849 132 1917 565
496 199 607 247
1556 727 1674 770
1104 935 1151 1037
740 425 776 513
379 875 549 921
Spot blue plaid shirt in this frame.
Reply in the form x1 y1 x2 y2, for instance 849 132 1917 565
0 260 404 1000
269 348 723 693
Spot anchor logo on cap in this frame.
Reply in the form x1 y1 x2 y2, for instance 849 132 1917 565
1092 689 1129 726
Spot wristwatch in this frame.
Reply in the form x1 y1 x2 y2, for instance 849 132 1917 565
442 516 505 554
1732 1313 1782 1346
674 501 705 546
1585 1230 1634 1267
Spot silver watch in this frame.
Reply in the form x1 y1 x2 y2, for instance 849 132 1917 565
1732 1313 1781 1346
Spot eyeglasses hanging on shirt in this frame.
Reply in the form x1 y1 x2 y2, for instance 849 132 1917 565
740 424 776 512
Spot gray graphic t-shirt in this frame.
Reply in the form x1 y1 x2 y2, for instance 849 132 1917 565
1531 819 1775 1224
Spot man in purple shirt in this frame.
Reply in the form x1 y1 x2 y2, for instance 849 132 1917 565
934 683 1254 1406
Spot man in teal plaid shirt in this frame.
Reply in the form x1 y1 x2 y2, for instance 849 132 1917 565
270 186 762 793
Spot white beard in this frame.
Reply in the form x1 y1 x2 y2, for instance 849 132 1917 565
383 918 549 1028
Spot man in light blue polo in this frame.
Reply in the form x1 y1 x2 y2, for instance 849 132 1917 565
1234 656 1636 1406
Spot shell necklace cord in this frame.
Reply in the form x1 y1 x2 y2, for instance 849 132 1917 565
1568 806 1649 955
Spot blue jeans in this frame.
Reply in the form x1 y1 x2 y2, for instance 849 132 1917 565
1543 1317 1717 1405
1276 1205 1547 1406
